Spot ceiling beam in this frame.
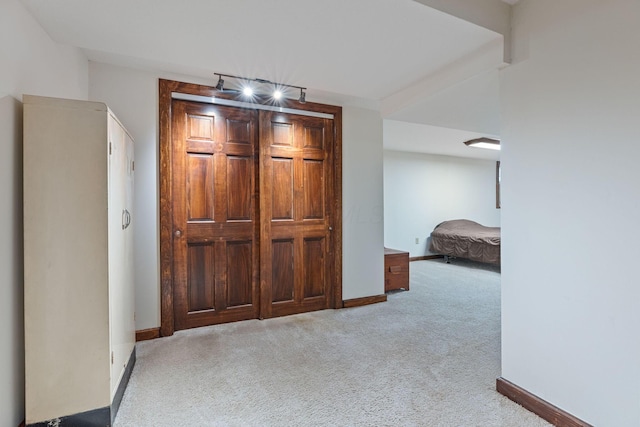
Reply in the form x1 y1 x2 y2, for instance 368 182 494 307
412 0 512 64
381 38 503 119
382 1 512 120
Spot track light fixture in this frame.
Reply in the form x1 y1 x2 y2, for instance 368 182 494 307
214 73 307 103
215 75 224 91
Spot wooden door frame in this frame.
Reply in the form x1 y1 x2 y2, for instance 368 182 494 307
159 78 343 337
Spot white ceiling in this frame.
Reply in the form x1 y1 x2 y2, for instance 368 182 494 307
384 120 500 161
20 0 510 159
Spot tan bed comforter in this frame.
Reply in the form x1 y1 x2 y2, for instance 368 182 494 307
429 219 501 265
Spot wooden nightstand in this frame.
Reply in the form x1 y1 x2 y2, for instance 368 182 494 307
384 248 409 292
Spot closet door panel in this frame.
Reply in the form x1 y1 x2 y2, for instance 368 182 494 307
271 239 295 303
187 243 216 312
260 111 334 318
226 241 253 307
303 237 326 299
303 159 324 219
226 156 252 221
172 100 259 329
187 154 215 221
271 158 294 220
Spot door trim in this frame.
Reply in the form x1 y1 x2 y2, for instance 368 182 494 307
159 79 343 337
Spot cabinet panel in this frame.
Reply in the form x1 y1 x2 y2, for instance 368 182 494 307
24 95 135 426
108 112 135 402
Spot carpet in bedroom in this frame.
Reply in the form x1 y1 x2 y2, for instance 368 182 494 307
114 259 550 427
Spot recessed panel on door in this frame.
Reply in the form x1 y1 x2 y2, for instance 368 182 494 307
271 158 294 221
226 119 251 144
303 125 324 150
271 239 295 303
187 154 214 221
272 122 293 147
304 237 325 298
187 114 216 153
188 243 215 312
303 159 324 219
226 156 252 221
226 241 253 307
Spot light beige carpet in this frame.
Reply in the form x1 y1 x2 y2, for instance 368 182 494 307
115 259 551 427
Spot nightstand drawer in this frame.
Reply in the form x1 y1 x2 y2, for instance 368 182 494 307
384 248 409 292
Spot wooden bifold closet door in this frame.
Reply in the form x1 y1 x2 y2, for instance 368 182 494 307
171 100 260 330
259 111 335 318
163 82 341 333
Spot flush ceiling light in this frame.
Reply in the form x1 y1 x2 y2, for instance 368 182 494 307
463 137 501 150
214 72 307 103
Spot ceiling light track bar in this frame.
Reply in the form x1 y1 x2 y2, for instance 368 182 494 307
171 92 334 119
215 73 307 91
214 72 307 103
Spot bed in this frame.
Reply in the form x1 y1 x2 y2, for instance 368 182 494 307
429 219 501 265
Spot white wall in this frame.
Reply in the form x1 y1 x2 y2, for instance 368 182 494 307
342 107 385 299
89 62 163 330
0 0 88 101
89 62 385 328
384 150 500 257
0 0 88 425
501 0 640 425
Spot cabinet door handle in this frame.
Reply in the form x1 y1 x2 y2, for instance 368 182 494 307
122 209 131 230
389 266 402 273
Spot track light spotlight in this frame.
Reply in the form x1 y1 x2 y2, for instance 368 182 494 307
243 86 254 97
215 75 224 91
273 87 283 101
298 89 306 104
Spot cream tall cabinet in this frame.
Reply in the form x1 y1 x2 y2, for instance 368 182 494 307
24 95 136 426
